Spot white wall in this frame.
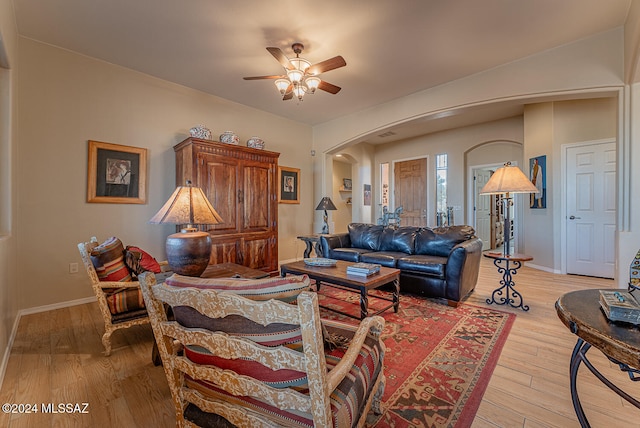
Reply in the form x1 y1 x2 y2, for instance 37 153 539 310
16 38 313 309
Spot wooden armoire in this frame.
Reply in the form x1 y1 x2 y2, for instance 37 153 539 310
174 137 280 274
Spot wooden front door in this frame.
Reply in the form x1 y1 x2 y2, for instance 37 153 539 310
394 158 428 227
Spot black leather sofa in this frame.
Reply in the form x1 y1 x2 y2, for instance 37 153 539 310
320 223 483 306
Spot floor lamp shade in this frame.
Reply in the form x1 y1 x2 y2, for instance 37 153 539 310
479 162 538 255
150 181 223 276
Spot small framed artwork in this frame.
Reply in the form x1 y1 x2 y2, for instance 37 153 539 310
278 166 300 204
87 140 147 204
529 155 546 209
343 178 352 190
363 184 372 206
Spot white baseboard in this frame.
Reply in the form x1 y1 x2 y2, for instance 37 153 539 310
0 296 95 390
525 262 561 274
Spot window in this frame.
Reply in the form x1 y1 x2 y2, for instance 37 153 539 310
436 154 447 226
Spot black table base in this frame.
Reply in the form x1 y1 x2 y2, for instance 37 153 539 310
486 258 530 311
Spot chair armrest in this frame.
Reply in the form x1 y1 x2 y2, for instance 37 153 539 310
97 280 141 289
324 316 385 392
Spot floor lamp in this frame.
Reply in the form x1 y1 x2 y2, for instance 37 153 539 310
479 162 539 256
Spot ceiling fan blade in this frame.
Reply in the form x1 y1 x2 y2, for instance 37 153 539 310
307 56 346 75
318 80 341 94
282 91 293 101
243 75 284 80
266 47 294 70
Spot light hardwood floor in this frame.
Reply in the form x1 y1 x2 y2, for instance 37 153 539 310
1 258 638 427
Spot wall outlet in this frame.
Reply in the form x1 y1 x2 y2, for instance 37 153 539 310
69 262 79 274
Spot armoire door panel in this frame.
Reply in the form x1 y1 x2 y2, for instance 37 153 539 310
198 153 239 233
242 163 271 231
209 238 240 265
240 234 275 271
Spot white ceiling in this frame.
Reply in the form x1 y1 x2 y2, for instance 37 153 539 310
13 0 632 142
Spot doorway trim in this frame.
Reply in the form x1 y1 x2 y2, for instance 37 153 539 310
560 137 617 276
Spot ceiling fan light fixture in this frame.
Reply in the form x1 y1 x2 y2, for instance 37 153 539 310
274 78 290 95
293 85 306 100
287 68 304 84
305 76 321 94
290 57 310 73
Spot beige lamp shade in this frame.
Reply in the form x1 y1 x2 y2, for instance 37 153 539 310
149 182 223 226
479 162 539 195
150 181 222 277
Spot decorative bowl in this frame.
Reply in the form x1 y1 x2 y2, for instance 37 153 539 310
189 125 212 140
220 131 239 145
304 258 337 267
247 137 265 150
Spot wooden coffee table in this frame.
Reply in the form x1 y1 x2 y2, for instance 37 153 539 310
280 260 400 320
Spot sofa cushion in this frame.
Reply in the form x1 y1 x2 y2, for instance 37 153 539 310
379 226 419 253
414 225 476 257
348 223 384 251
90 237 132 282
360 251 406 268
330 247 370 262
397 255 448 278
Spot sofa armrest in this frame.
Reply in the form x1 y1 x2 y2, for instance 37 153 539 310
320 233 351 257
444 237 483 301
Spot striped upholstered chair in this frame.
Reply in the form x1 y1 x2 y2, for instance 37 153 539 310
139 272 386 427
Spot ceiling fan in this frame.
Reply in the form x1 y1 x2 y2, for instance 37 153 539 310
243 43 346 101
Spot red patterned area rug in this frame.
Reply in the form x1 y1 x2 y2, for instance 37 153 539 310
316 288 515 428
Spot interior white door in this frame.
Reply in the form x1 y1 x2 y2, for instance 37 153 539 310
566 141 616 278
474 169 492 250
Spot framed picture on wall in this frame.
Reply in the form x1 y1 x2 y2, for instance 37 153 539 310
364 184 372 206
529 155 546 209
87 140 147 204
278 166 300 204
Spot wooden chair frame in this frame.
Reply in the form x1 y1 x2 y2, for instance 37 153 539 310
139 272 386 427
78 240 166 356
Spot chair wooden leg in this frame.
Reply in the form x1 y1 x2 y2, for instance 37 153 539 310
102 331 112 356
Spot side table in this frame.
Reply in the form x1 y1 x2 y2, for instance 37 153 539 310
483 251 533 311
556 289 640 426
297 234 323 258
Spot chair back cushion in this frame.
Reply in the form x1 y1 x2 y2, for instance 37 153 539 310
90 237 131 282
165 274 312 388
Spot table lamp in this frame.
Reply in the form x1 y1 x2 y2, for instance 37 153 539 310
150 180 223 276
315 197 337 234
479 162 538 256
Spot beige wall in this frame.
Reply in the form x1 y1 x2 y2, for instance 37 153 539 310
0 0 19 380
522 98 618 272
374 117 523 227
16 38 313 309
331 159 352 232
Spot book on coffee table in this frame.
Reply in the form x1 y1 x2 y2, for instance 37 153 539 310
347 262 381 276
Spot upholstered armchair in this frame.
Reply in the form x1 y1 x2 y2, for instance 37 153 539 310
139 272 386 427
78 237 168 356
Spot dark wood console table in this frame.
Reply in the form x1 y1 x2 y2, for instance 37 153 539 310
556 289 640 427
483 252 533 311
297 234 323 258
